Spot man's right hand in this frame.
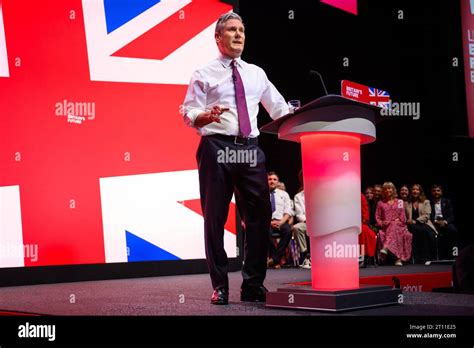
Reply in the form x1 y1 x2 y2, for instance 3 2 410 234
209 105 229 122
194 105 229 127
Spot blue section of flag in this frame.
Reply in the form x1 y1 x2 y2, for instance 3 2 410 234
368 87 391 108
125 230 180 262
104 0 161 34
369 87 389 98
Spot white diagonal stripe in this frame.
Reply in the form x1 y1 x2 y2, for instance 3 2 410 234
105 0 191 55
82 0 226 85
0 186 24 267
100 170 236 263
0 4 10 77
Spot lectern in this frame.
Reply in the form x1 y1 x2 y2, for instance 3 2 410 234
261 95 401 311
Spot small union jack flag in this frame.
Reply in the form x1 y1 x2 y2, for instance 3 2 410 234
341 80 391 109
368 87 391 109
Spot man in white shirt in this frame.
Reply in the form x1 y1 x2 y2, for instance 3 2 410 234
292 189 311 269
183 13 289 305
267 172 293 269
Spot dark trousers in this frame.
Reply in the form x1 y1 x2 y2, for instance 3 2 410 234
408 223 437 262
269 221 292 264
196 135 271 291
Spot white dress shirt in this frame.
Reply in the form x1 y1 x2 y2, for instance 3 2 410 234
434 201 443 218
183 54 290 137
294 190 306 223
271 188 292 220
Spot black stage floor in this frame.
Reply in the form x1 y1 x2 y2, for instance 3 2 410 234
0 264 472 316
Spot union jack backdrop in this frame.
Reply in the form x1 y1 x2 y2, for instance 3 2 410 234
0 0 237 268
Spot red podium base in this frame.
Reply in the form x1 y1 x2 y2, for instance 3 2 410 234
261 96 396 312
266 285 401 312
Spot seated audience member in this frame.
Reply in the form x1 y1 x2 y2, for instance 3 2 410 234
376 182 412 266
453 245 474 294
373 184 383 202
359 193 377 268
277 181 294 225
372 185 383 225
399 184 409 202
276 181 286 191
292 179 310 269
289 198 295 227
430 184 459 260
365 186 374 201
286 197 296 264
405 184 437 263
267 172 292 269
365 186 377 227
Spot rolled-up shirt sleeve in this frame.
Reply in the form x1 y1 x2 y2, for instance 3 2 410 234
183 70 207 128
283 192 292 216
294 193 306 223
260 71 290 120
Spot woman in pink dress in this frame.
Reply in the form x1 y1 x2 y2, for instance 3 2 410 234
376 182 413 266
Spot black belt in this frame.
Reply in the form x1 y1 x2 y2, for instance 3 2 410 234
206 134 258 145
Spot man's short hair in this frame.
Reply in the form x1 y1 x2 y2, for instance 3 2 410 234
215 12 243 34
267 171 279 179
432 184 443 191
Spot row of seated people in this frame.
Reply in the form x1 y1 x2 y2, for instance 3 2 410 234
266 170 459 269
266 171 396 270
362 182 459 266
266 172 399 270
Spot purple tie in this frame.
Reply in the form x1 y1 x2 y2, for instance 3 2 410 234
270 190 276 212
231 60 251 137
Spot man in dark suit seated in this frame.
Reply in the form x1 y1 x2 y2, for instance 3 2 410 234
430 184 459 260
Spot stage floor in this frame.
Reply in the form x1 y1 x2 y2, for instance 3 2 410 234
0 264 473 316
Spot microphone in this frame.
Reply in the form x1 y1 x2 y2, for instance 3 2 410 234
309 70 329 96
232 74 237 82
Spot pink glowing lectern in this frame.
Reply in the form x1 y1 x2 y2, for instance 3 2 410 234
261 95 401 311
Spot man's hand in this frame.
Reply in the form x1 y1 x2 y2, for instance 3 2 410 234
194 105 229 127
271 220 280 230
209 105 229 122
